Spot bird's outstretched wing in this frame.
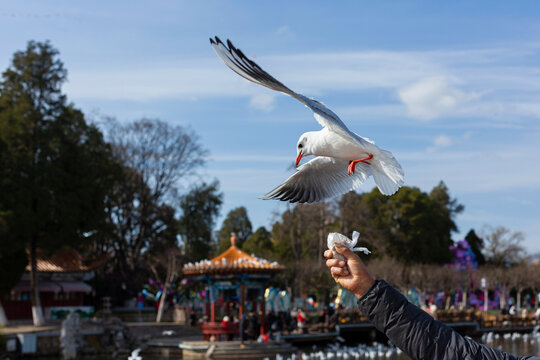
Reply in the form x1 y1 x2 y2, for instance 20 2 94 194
261 157 371 203
210 36 371 148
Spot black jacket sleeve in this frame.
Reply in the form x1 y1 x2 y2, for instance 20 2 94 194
356 280 540 360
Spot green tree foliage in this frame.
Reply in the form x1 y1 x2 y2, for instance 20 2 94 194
0 204 27 296
361 182 463 264
179 181 223 261
216 207 252 253
0 41 117 322
0 248 27 296
242 226 273 259
465 229 486 265
337 192 385 254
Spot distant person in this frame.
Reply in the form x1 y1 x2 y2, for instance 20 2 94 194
246 312 259 340
318 309 326 332
325 245 540 360
289 307 298 333
189 309 197 327
267 310 278 338
428 302 438 320
297 308 308 334
221 316 233 340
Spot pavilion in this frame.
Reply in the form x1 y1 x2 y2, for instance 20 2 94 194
1 248 105 321
182 234 284 341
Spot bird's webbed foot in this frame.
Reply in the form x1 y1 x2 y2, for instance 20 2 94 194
347 154 373 175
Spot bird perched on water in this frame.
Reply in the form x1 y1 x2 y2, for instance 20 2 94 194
210 36 404 203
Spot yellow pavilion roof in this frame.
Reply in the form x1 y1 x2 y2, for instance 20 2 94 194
183 234 284 276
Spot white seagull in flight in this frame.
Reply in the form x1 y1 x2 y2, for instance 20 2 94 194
210 36 404 203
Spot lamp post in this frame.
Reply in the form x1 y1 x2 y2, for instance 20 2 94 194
481 277 488 312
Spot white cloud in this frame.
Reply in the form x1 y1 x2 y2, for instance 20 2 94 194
434 134 452 148
426 134 452 152
398 76 478 120
275 25 294 37
401 140 540 194
63 43 540 124
249 93 276 111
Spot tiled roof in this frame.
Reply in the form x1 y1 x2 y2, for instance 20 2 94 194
25 248 106 273
183 235 284 276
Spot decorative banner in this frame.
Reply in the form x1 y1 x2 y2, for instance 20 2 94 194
334 288 357 309
265 288 291 312
405 288 421 307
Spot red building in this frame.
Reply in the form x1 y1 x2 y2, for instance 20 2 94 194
1 248 103 321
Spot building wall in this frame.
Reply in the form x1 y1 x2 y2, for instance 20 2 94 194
1 291 83 320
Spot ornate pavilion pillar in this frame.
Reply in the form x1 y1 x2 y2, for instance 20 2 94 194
239 281 246 344
260 298 266 335
210 283 216 322
205 282 211 321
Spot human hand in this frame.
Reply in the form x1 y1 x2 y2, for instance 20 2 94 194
324 245 375 299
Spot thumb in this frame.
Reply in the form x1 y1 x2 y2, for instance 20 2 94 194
334 244 354 259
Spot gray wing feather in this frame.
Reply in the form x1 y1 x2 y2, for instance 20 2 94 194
261 157 371 203
210 36 370 148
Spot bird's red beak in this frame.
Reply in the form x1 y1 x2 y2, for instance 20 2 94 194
295 151 303 167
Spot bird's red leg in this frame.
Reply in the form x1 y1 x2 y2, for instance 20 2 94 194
348 154 373 175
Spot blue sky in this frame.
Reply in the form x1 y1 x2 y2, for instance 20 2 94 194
1 1 540 253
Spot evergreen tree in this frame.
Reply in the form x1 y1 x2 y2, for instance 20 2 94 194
0 41 117 324
216 207 252 253
242 226 273 258
179 181 223 261
465 229 486 265
354 182 463 264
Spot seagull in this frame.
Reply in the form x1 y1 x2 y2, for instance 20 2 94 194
128 348 142 360
210 36 404 202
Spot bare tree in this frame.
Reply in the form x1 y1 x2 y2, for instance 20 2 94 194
507 264 533 311
106 118 207 202
271 202 333 299
0 301 8 326
94 118 207 299
408 264 431 305
482 226 526 267
148 247 182 323
532 263 540 310
432 266 459 309
368 258 407 292
477 266 498 310
491 266 512 310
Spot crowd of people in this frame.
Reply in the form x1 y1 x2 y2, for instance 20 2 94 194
207 304 346 342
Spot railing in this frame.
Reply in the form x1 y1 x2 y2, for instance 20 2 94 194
335 309 539 329
201 321 240 341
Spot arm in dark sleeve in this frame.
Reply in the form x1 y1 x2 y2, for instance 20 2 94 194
357 280 539 360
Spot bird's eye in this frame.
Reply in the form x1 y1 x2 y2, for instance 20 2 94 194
298 144 303 149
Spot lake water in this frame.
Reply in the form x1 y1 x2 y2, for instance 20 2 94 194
287 333 540 360
21 331 540 359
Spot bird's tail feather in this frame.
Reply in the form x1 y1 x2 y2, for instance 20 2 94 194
371 149 404 195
